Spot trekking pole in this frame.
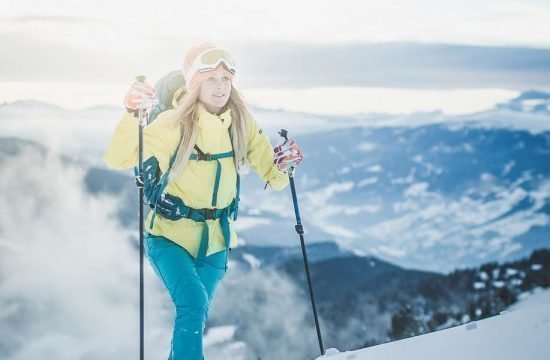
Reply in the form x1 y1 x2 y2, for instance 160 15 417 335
135 75 148 360
278 129 325 356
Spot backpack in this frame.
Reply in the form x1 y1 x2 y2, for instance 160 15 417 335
149 70 186 124
134 70 186 210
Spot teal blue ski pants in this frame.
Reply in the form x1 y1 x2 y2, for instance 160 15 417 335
145 233 228 360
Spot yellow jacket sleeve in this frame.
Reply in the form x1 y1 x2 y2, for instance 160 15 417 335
246 114 290 191
104 111 180 171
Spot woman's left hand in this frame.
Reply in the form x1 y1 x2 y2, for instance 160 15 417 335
273 139 303 172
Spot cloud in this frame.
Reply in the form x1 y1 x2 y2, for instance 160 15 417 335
0 141 325 359
210 266 323 359
4 0 550 47
2 32 550 90
0 147 174 359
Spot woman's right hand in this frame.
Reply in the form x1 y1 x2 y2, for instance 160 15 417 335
124 80 158 111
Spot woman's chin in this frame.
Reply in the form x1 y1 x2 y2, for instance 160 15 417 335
211 99 228 108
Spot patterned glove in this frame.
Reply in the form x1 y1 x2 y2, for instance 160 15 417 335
124 80 158 113
273 139 303 172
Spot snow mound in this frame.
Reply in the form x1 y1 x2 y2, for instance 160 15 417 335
315 288 550 360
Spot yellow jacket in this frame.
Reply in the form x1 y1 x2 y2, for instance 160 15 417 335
104 101 289 258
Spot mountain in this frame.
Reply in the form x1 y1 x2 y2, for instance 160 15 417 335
231 239 549 336
229 241 356 268
0 99 65 113
221 245 550 357
312 287 550 360
496 89 550 114
1 134 548 358
2 88 548 272
238 120 549 271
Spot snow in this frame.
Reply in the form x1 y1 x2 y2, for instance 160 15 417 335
521 99 550 112
339 166 351 175
375 245 407 258
314 288 550 360
366 164 383 172
233 216 272 231
204 325 237 347
241 253 261 269
303 182 355 208
502 160 515 176
357 142 377 152
505 268 519 277
479 271 489 280
317 224 358 239
473 281 486 290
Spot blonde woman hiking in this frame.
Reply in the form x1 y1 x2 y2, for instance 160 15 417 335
104 42 303 360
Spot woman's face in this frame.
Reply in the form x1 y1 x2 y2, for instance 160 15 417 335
198 68 232 114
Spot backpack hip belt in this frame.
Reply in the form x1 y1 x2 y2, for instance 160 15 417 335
153 181 240 271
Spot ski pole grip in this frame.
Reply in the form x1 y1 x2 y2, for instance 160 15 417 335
277 128 297 177
134 75 147 125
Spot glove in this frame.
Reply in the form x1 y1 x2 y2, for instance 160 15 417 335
273 139 303 172
124 80 158 113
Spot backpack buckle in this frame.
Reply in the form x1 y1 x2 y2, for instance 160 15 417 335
203 208 216 220
196 152 212 161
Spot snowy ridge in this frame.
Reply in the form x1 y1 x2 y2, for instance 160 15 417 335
314 288 550 360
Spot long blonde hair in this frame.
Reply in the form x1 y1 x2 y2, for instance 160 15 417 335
168 85 251 181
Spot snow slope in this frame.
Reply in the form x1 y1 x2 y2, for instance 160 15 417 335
315 288 550 360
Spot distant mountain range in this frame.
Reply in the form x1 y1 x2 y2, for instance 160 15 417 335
235 91 550 271
1 89 549 273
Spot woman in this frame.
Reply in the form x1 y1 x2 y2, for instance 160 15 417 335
104 42 303 360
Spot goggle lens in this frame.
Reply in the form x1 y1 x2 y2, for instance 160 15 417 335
198 49 236 73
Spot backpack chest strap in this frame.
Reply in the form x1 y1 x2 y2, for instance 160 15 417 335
189 146 234 207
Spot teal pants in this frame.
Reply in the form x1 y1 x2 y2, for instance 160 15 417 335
145 233 228 360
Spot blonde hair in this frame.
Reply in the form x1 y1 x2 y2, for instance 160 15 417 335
168 85 251 182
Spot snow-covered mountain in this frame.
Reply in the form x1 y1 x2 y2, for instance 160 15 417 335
258 121 549 271
496 89 550 114
2 90 547 272
312 287 550 360
0 89 549 360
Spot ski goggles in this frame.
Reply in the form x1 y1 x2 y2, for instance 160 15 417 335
185 48 236 81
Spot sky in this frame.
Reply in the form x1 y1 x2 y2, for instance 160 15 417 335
1 0 550 114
